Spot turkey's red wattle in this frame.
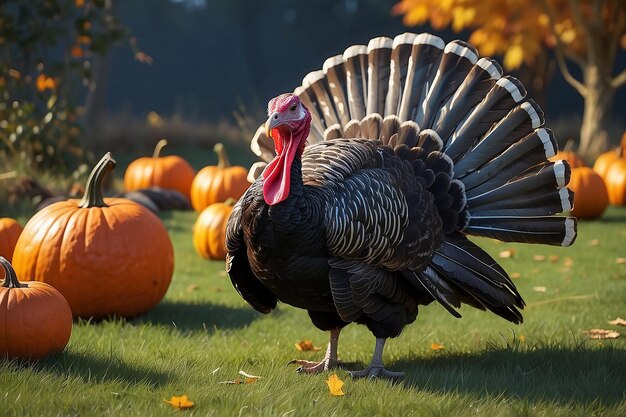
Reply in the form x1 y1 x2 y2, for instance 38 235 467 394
263 131 299 205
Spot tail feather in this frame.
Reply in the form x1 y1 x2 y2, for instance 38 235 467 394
417 40 478 129
295 86 326 142
465 216 577 247
445 76 527 161
385 33 418 117
366 37 393 116
303 70 340 133
434 58 502 140
323 55 352 127
343 45 368 121
397 33 445 122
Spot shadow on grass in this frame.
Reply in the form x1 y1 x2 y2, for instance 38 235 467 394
30 350 169 387
136 300 261 333
393 344 626 406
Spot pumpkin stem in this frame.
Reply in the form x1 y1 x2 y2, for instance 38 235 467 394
214 143 230 169
79 152 116 208
153 139 168 158
0 256 21 289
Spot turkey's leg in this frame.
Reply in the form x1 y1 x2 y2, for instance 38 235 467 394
288 328 341 374
349 338 405 380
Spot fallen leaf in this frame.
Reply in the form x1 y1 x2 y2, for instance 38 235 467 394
164 395 195 409
510 272 522 279
295 340 322 351
564 257 574 267
499 249 515 259
608 318 626 326
583 329 620 339
431 342 445 351
533 255 546 262
616 258 626 265
186 284 199 292
533 286 547 293
549 255 560 263
589 239 600 246
326 373 345 396
212 287 223 292
518 335 526 343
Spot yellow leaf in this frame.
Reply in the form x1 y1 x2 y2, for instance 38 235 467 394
295 340 322 351
431 342 445 351
533 286 547 293
583 329 620 339
518 335 526 343
498 249 515 259
616 258 626 265
326 373 345 396
533 255 546 262
510 272 521 279
164 395 195 409
503 44 524 70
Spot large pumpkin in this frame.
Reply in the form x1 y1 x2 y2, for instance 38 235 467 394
12 153 174 319
605 158 626 206
190 143 250 212
549 150 585 168
567 167 609 219
0 218 23 262
124 139 195 199
1 256 72 360
193 200 234 260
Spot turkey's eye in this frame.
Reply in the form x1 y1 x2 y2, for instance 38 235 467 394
290 105 297 112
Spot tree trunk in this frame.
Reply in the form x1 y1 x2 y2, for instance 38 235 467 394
578 64 614 160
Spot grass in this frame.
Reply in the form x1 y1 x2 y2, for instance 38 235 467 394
2 207 626 417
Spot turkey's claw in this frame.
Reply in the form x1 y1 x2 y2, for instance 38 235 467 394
348 366 405 381
286 358 342 374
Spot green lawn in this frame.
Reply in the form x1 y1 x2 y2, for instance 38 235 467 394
2 207 626 417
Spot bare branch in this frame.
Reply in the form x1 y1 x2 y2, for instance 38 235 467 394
539 0 588 95
612 67 626 88
569 0 595 62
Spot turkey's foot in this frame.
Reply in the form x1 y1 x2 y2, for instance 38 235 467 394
287 358 343 374
348 366 405 380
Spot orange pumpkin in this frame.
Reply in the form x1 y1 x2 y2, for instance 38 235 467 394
549 150 585 168
0 218 23 262
13 153 174 319
124 139 195 199
593 147 622 179
605 158 626 206
193 200 234 260
190 143 250 212
1 256 72 360
567 167 609 219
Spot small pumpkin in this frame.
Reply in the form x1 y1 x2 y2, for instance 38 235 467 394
567 167 609 219
605 158 626 206
190 143 250 212
0 218 23 262
0 256 72 360
549 150 585 168
124 139 195 199
593 147 623 179
193 200 235 260
12 153 174 319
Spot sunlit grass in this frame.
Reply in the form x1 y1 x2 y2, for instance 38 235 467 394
1 208 625 416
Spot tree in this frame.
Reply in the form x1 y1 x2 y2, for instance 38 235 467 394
393 0 626 158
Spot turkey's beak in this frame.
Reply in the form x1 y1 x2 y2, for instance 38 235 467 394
265 112 282 138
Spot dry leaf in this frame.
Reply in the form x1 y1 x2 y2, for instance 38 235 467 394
533 255 546 262
164 395 195 409
186 284 199 292
616 258 626 265
583 329 620 339
549 255 560 263
533 286 547 293
510 272 522 279
295 340 322 351
518 335 526 343
431 342 445 351
499 249 515 259
326 373 345 396
608 318 626 326
564 257 574 267
589 239 600 246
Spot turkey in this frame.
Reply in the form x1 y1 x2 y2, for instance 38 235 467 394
226 32 577 379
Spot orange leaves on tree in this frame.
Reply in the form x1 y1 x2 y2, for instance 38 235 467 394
36 74 56 91
326 373 345 397
164 395 195 410
295 340 322 352
75 0 85 7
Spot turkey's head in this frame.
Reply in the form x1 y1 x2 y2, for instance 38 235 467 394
262 93 311 205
